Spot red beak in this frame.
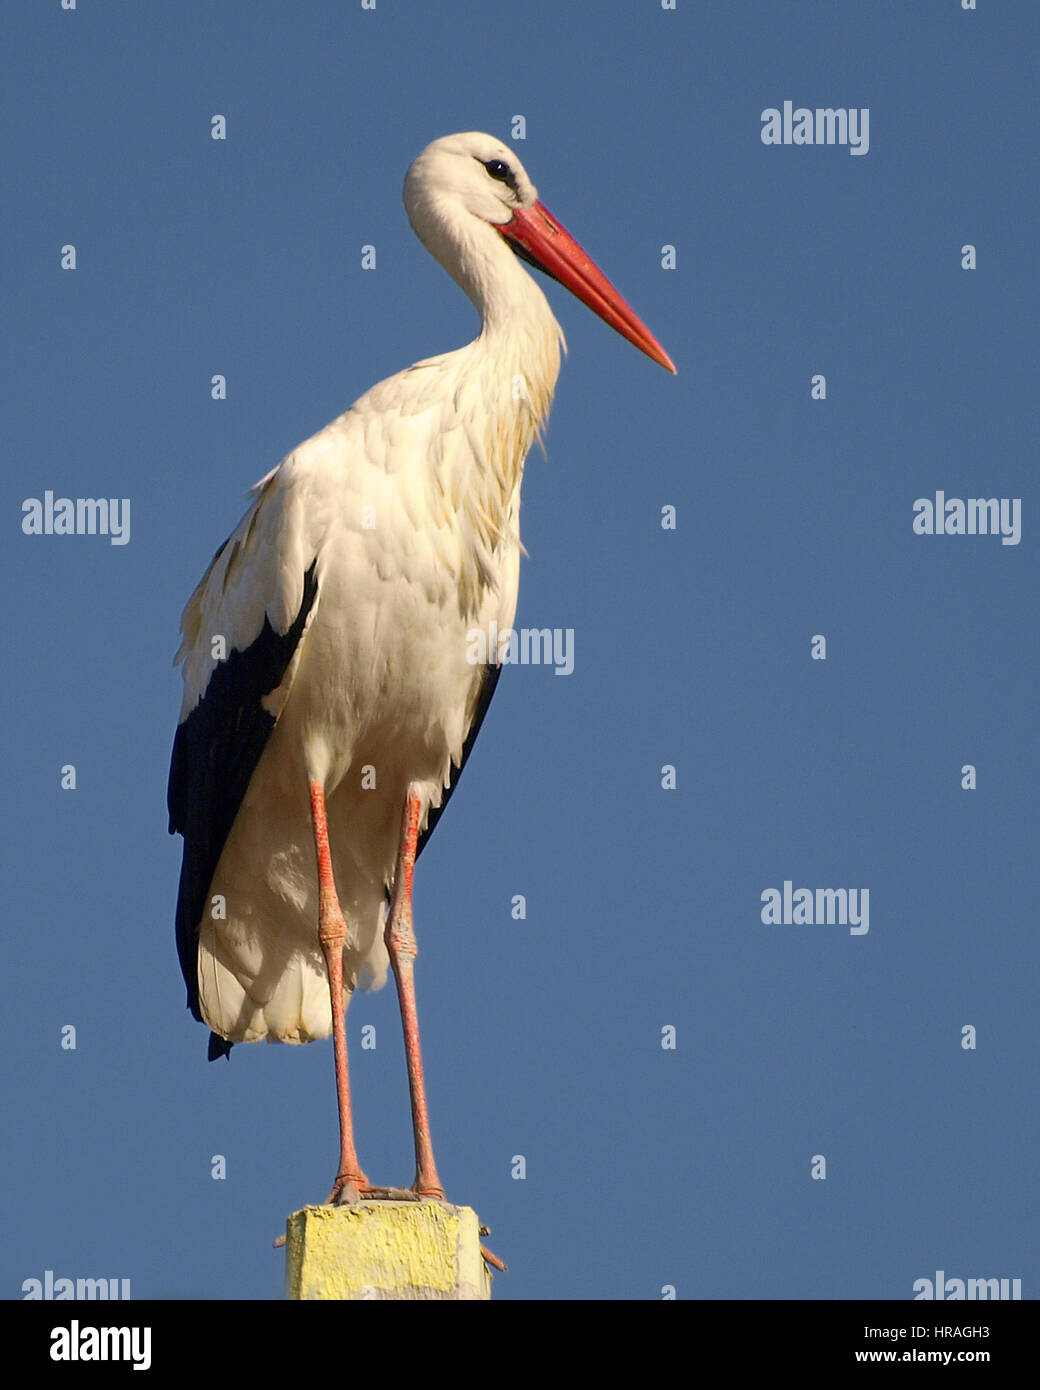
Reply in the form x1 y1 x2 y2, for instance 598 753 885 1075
497 201 676 374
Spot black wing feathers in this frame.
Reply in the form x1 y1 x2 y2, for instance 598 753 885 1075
168 560 319 1047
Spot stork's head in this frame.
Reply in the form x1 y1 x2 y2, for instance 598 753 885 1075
405 132 538 229
404 132 675 373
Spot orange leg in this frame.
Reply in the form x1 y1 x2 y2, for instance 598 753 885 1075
310 780 369 1204
385 787 444 1198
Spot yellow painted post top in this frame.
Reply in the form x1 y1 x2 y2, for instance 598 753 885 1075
285 1200 492 1301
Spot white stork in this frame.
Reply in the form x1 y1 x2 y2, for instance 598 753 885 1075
168 132 674 1210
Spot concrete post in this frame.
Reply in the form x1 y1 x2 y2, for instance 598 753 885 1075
285 1200 492 1301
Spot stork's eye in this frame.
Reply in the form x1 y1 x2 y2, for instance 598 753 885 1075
483 159 511 182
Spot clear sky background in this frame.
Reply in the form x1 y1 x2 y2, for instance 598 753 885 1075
3 1 1036 1302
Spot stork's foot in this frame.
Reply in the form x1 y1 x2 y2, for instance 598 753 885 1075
323 1179 505 1270
326 1183 445 1205
326 1172 368 1206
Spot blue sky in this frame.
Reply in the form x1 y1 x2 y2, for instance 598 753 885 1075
4 0 1037 1301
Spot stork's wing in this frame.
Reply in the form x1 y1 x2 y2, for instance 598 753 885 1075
167 466 319 1055
417 660 503 860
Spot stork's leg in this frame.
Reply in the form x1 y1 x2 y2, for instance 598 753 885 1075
385 787 444 1199
310 780 369 1204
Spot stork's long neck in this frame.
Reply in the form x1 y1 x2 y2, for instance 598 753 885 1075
400 200 565 614
447 222 564 542
455 216 565 441
409 189 565 440
468 242 562 548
